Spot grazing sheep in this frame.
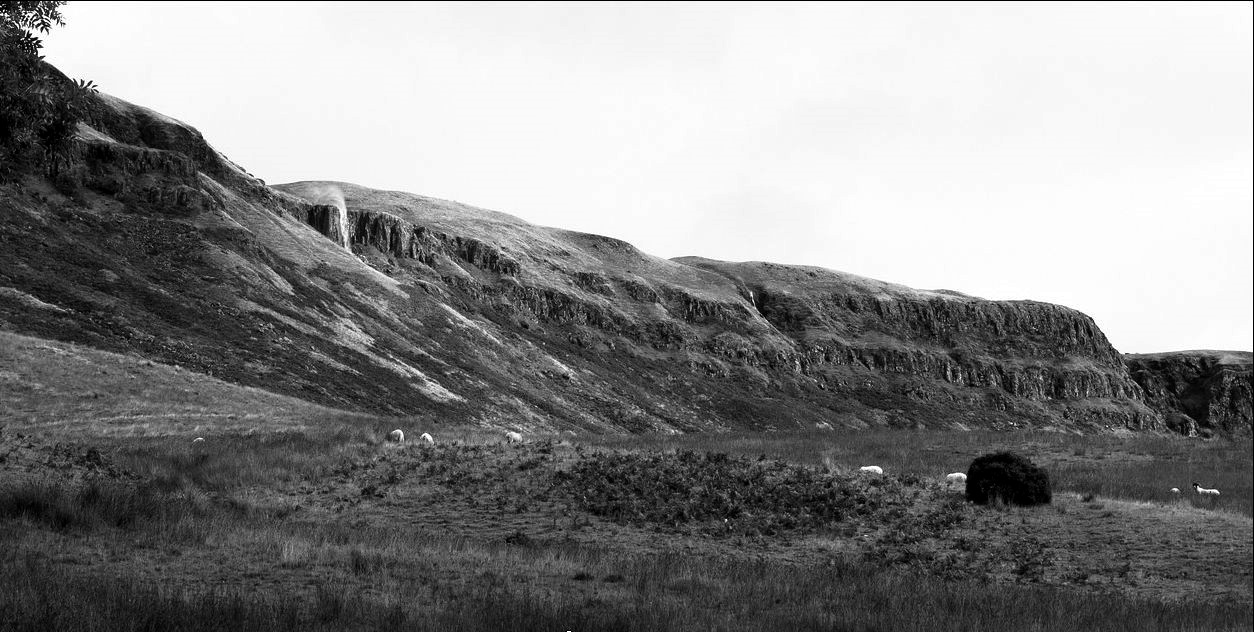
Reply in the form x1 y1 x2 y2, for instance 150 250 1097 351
1193 482 1220 497
946 472 967 484
191 437 205 444
505 431 524 444
387 429 405 443
420 432 435 445
1170 487 1180 494
859 465 883 475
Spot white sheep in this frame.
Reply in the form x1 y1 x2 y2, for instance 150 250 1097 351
1170 487 1180 494
505 431 524 444
387 429 405 443
191 437 205 444
859 465 883 475
1193 482 1220 497
945 472 967 484
420 432 435 445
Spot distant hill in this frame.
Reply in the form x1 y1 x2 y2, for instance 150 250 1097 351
0 73 1246 434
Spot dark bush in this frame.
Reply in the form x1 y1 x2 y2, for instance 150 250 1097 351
965 451 1051 507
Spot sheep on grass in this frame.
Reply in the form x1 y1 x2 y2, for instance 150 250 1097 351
1193 482 1220 497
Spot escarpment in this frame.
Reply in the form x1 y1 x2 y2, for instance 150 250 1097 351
342 209 522 276
1124 351 1253 435
750 289 1122 365
274 181 1164 431
6 85 1245 434
53 134 218 216
303 205 349 249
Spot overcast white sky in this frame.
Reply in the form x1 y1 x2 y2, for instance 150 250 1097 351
42 2 1252 353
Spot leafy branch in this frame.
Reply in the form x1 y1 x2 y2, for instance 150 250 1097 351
1 1 99 177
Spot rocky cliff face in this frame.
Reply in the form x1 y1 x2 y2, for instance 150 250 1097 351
1 86 1234 434
1124 351 1253 436
270 181 1163 432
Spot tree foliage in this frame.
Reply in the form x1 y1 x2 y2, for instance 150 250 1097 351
1 1 97 176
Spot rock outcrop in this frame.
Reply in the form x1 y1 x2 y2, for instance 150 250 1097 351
1124 351 1253 435
338 209 522 276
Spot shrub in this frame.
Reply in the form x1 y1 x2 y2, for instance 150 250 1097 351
552 450 918 537
965 451 1051 507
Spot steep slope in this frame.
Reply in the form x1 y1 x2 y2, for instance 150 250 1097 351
1124 351 1253 436
0 87 1197 433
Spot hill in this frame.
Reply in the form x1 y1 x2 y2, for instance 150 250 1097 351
0 83 1246 434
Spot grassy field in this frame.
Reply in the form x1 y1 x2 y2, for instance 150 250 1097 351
3 538 1249 632
1 420 1250 631
585 429 1254 516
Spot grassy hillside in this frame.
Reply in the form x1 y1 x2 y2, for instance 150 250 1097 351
0 331 379 438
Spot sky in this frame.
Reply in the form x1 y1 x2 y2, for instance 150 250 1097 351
40 1 1253 353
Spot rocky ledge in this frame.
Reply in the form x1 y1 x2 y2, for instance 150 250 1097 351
1124 351 1253 436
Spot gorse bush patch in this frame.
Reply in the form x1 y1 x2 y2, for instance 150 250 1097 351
553 450 917 537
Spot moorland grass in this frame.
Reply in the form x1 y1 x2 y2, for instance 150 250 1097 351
104 427 377 492
0 479 207 532
1 536 1249 632
585 429 1254 516
554 449 928 536
1 428 1250 631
